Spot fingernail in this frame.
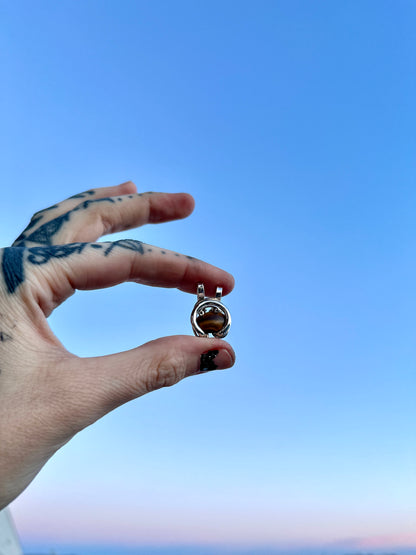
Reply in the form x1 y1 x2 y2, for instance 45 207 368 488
199 349 233 373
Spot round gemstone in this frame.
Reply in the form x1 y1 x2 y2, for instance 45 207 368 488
196 308 226 334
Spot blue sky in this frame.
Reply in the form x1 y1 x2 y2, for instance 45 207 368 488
1 0 415 552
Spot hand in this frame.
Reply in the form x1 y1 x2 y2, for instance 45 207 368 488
0 181 235 509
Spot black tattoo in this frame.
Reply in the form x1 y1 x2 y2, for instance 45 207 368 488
18 212 72 246
1 240 145 294
13 215 44 244
3 190 191 296
27 243 89 265
13 197 115 247
0 331 13 342
103 239 145 257
68 190 96 200
74 198 115 211
1 248 24 294
33 204 59 217
200 350 219 372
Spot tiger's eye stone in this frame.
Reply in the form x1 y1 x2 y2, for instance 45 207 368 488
196 309 226 334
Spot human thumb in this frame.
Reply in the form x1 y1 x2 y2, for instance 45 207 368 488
59 335 235 433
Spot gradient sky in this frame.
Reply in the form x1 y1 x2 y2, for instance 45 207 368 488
1 0 415 552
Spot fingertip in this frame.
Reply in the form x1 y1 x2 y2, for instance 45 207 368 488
198 342 235 373
178 193 195 217
223 273 235 296
217 341 236 367
189 337 235 371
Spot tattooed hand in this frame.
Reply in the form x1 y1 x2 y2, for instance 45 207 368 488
0 181 235 509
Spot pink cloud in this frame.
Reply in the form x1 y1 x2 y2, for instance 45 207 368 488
356 533 416 549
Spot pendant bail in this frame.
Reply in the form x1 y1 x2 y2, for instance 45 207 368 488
197 283 205 300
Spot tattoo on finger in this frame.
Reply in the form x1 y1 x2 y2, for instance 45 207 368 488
13 192 153 248
13 197 115 247
1 239 187 295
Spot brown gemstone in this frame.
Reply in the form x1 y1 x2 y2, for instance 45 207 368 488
196 309 226 334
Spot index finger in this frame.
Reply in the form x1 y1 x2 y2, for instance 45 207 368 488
24 241 234 314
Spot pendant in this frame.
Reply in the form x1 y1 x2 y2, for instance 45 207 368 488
191 284 231 338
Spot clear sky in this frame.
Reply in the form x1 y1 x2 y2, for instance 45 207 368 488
1 1 415 553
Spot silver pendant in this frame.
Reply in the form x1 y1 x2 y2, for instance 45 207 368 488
191 284 231 338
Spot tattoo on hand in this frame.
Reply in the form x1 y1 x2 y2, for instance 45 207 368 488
13 194 114 248
2 190 190 295
14 189 98 245
68 190 96 200
1 239 146 295
1 248 25 294
0 331 13 342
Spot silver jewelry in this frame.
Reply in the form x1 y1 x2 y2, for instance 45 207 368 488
191 283 231 338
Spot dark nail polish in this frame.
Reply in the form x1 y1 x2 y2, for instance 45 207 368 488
199 350 219 372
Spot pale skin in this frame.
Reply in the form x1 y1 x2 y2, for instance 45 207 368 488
0 181 235 509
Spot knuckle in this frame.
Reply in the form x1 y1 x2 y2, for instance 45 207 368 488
73 198 115 235
144 352 184 393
